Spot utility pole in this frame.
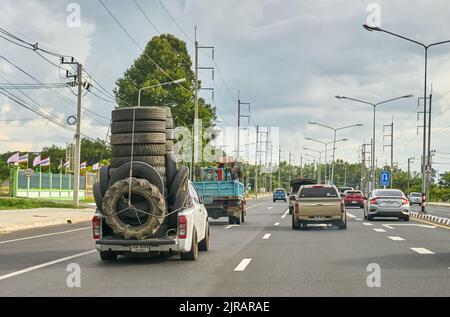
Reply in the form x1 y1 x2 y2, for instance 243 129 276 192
407 157 415 194
426 90 433 207
383 118 394 188
300 154 303 178
278 148 281 187
237 91 250 160
255 125 259 197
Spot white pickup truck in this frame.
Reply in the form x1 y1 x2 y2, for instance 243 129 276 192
92 181 210 261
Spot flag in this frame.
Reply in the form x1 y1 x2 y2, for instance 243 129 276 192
58 162 63 170
80 162 87 169
64 160 70 168
17 153 28 163
92 162 100 171
40 157 50 166
7 152 19 164
33 155 41 167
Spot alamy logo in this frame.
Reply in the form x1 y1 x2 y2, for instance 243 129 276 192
66 263 81 288
366 3 381 28
366 263 381 288
66 3 81 28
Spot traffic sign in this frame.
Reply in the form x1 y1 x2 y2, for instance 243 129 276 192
380 171 390 186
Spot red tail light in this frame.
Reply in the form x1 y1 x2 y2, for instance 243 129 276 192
370 198 378 205
92 215 101 240
312 185 324 188
178 215 187 239
402 198 409 205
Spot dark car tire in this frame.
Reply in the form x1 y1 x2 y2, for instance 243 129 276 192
111 132 166 145
100 251 118 261
99 165 110 197
168 190 189 228
180 230 198 261
111 120 166 134
198 222 210 252
111 144 166 157
168 166 189 205
403 216 410 222
110 155 165 168
93 182 103 212
367 214 374 221
111 107 166 122
108 161 164 195
289 207 293 215
165 152 177 189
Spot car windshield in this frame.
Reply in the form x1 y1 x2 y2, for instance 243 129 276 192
346 191 362 195
410 193 421 197
299 187 339 198
374 190 403 197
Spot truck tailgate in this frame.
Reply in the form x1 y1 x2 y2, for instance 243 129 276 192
298 198 342 217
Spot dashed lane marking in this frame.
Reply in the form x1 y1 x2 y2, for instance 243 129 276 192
355 218 362 221
362 222 373 226
373 228 386 232
410 247 435 255
0 250 97 281
281 210 289 219
225 225 240 229
0 227 90 244
274 222 280 226
346 212 356 218
234 258 252 272
262 233 271 240
383 223 436 230
388 236 405 241
267 207 273 210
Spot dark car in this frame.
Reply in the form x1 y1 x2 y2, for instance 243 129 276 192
288 178 317 214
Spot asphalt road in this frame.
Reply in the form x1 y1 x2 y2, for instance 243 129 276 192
411 204 450 218
0 197 449 296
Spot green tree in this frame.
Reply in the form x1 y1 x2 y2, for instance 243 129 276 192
0 161 10 183
114 33 216 129
81 138 111 166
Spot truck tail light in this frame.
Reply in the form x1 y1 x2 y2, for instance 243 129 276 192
178 215 187 239
92 215 101 240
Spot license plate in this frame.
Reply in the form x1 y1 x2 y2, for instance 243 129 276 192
131 245 150 253
352 201 357 204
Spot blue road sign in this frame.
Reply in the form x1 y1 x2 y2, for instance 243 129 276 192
380 171 390 186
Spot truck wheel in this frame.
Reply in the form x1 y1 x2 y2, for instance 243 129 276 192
100 251 118 261
99 165 110 197
367 214 374 221
300 223 307 230
289 207 293 215
292 214 299 230
181 230 198 260
228 216 236 225
241 211 245 223
235 213 242 225
168 166 189 205
198 222 210 251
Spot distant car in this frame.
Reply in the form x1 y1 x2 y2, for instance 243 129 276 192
343 190 365 208
288 179 317 214
338 187 354 198
273 188 287 202
364 189 410 221
408 192 422 206
292 184 346 230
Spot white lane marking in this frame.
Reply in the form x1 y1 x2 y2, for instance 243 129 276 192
262 233 271 240
373 228 386 232
0 250 96 281
281 209 289 219
225 225 240 229
346 212 356 218
267 207 273 210
362 222 373 226
0 227 90 245
410 247 435 255
355 218 362 221
234 258 252 272
274 222 280 226
383 223 436 230
246 203 265 210
388 236 405 241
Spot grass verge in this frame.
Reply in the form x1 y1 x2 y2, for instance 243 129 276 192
0 197 84 210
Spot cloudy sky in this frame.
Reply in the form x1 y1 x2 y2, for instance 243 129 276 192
1 0 450 173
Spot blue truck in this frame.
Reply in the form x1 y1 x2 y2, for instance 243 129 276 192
193 178 246 225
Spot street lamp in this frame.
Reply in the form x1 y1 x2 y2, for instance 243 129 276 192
305 137 348 183
303 147 323 183
335 95 412 192
308 121 363 184
363 24 450 213
137 78 186 107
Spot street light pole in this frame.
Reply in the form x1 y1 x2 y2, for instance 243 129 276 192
303 147 323 183
363 24 450 212
335 95 412 191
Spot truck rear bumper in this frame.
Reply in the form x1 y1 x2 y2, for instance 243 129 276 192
295 215 343 224
95 238 179 253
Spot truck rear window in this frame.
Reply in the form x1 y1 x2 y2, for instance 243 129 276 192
299 188 339 198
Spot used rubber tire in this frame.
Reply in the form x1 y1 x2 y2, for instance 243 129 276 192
111 120 166 134
168 190 189 228
164 106 172 118
166 140 174 152
102 178 166 239
165 152 177 189
228 216 236 225
180 230 198 261
99 165 110 197
111 132 166 145
166 117 174 129
110 155 165 168
168 166 189 205
108 161 164 195
154 166 166 176
198 222 209 252
166 129 175 140
112 107 166 122
112 144 165 157
93 182 103 212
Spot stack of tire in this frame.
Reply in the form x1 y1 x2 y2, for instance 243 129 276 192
93 106 190 240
